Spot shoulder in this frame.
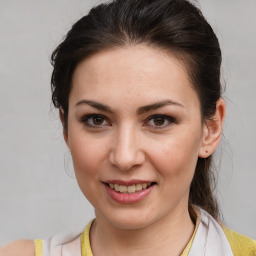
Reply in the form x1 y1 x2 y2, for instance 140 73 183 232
222 225 256 256
0 240 35 256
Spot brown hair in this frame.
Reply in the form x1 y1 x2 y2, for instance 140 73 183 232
51 0 222 219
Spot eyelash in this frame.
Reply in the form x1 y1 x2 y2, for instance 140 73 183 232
145 114 177 129
80 114 109 128
80 114 177 129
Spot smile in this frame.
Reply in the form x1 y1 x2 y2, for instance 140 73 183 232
103 181 156 204
107 183 153 194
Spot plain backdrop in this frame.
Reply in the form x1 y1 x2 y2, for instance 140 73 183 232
0 0 255 246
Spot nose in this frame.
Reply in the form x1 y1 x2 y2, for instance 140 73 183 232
109 125 145 171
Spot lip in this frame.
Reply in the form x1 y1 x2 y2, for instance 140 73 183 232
104 179 153 186
103 180 156 204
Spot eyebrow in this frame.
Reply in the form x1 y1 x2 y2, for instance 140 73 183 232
75 99 184 114
75 100 114 113
137 100 184 115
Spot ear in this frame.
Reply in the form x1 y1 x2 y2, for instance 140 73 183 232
198 99 226 158
59 108 70 149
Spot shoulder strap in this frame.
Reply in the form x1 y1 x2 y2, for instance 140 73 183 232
34 239 43 256
81 220 94 256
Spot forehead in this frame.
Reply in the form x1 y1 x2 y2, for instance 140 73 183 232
70 45 199 110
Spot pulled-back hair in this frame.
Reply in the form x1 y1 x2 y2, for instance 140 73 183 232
51 0 222 219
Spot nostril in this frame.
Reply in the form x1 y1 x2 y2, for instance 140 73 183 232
109 149 146 171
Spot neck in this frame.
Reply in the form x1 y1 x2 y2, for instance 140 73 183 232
90 206 195 256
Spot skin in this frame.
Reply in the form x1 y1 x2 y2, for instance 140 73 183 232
0 240 34 256
63 45 225 256
1 45 225 256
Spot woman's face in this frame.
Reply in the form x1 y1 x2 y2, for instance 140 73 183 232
65 45 208 229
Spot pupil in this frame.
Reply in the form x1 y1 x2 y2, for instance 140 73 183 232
154 117 165 126
93 116 103 125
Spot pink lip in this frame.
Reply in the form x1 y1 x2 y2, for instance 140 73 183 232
104 179 153 186
103 182 155 204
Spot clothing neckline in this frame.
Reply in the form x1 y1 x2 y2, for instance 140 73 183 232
81 206 201 256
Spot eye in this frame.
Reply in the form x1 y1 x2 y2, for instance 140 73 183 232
146 114 176 128
81 114 109 128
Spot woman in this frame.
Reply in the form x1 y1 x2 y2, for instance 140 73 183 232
1 0 255 255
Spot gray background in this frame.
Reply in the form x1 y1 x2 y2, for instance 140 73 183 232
0 0 255 246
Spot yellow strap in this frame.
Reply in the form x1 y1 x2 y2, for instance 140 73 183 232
180 206 201 256
180 225 198 256
81 220 94 256
34 239 43 256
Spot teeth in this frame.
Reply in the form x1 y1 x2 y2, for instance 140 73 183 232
142 183 147 189
119 185 127 193
114 184 120 192
128 184 135 193
109 182 152 193
135 184 142 191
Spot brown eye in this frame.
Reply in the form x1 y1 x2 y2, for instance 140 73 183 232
92 116 104 125
153 116 166 126
81 114 109 128
146 114 176 129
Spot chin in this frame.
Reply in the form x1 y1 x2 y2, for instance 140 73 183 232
97 208 160 230
111 217 153 230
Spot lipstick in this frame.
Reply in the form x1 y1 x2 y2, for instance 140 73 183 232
103 180 155 204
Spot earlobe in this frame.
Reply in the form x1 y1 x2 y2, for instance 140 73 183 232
199 99 226 158
59 108 69 148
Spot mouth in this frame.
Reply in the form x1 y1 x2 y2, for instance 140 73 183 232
104 182 157 194
103 180 156 204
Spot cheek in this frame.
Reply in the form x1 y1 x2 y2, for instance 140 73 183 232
68 132 110 203
68 132 108 178
148 133 200 182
